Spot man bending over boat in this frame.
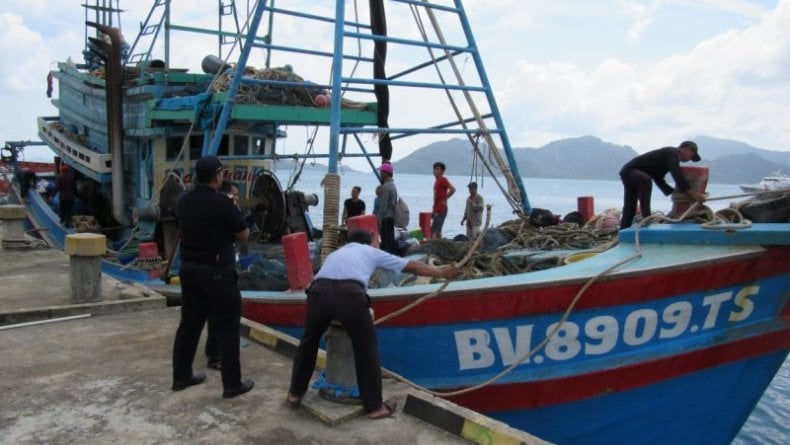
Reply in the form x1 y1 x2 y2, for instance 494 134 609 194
286 229 459 418
172 156 254 399
619 140 706 229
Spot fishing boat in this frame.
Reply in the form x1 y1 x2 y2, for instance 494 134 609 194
739 171 790 193
3 2 788 444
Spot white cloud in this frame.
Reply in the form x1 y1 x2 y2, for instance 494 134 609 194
498 0 790 151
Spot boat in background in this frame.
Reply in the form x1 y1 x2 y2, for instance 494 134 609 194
739 171 790 193
4 2 788 444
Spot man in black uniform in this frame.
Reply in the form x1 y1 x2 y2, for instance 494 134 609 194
619 140 706 229
172 156 254 398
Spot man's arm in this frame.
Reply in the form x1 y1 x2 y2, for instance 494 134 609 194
403 261 459 279
446 182 456 200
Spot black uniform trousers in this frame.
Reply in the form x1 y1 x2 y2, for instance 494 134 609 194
620 168 654 229
173 263 241 389
289 280 382 413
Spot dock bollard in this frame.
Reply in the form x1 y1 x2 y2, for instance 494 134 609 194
319 320 362 404
0 204 27 243
65 233 106 303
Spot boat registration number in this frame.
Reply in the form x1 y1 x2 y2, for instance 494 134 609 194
453 285 759 370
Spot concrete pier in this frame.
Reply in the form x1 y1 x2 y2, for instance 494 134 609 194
0 228 549 445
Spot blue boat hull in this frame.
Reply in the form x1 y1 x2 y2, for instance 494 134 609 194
496 350 787 444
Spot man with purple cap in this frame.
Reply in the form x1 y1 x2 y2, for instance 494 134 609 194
377 162 399 254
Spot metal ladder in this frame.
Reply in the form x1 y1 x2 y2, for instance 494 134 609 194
125 0 167 66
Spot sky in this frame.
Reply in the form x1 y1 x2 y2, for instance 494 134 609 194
1 0 788 164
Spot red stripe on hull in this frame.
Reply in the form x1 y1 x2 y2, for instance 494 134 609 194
243 248 787 327
444 328 790 412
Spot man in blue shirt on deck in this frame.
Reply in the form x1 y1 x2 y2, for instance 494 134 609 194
286 229 459 419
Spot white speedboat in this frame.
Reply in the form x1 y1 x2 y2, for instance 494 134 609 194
739 172 790 193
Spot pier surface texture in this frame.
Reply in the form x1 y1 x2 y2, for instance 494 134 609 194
0 230 547 445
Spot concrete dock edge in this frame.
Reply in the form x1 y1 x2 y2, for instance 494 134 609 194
0 294 167 327
240 318 552 445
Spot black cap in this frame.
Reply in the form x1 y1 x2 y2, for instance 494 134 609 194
195 156 223 174
679 141 700 162
348 229 372 245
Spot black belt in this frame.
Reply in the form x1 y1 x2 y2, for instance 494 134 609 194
313 278 365 289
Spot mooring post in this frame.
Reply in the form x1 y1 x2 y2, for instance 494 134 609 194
0 204 27 243
65 233 106 303
319 320 362 404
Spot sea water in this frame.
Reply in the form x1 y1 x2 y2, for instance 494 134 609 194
278 167 788 444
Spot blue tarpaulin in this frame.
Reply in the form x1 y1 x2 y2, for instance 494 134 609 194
155 93 222 129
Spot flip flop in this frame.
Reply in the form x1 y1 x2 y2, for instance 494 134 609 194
368 399 398 419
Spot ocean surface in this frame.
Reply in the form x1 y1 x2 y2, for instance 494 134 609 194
278 167 788 444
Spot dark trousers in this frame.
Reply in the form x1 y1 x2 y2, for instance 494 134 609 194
60 199 74 227
173 263 242 390
289 280 382 413
379 217 398 255
204 317 219 362
620 168 653 229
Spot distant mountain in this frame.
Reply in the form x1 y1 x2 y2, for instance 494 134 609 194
513 136 636 179
391 139 477 175
275 159 360 174
391 135 790 184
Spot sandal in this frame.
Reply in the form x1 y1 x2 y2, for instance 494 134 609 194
286 393 302 408
367 399 397 419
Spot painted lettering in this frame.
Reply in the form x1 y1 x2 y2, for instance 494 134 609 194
455 329 495 370
623 309 658 346
584 315 618 355
729 286 757 321
544 321 582 360
658 301 692 339
493 326 534 366
702 292 732 329
452 284 764 371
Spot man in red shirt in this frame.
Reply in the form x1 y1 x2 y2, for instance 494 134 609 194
431 162 456 239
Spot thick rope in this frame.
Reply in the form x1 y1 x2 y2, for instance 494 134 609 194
320 173 341 260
